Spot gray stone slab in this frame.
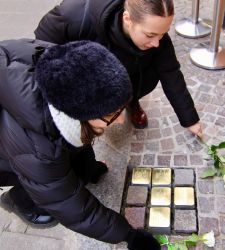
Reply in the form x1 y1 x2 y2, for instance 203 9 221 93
0 231 65 250
174 210 197 233
91 139 129 211
174 169 194 186
126 186 148 205
26 224 66 239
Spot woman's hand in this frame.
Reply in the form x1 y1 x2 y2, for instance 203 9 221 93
187 122 203 138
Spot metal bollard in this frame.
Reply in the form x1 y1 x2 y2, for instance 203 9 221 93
175 0 211 38
190 0 225 69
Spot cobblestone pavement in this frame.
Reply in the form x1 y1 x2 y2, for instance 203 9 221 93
0 0 224 249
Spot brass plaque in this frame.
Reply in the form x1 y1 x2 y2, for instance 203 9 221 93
131 167 152 185
174 187 195 206
152 168 171 185
149 207 171 227
151 187 171 206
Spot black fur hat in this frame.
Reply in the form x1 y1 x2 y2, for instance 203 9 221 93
35 41 132 121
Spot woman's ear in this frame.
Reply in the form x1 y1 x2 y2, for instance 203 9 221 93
122 10 132 35
123 10 132 27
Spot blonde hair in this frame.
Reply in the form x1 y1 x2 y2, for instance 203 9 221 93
124 0 174 23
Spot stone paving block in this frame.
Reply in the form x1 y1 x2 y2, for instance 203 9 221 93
145 141 159 151
148 119 160 128
147 108 161 118
146 129 161 140
187 140 203 153
216 197 225 213
173 124 184 133
202 114 216 123
162 128 172 137
132 130 145 140
198 93 212 104
184 130 194 140
215 117 225 127
129 155 141 167
0 231 65 250
199 217 219 236
157 155 171 166
125 207 145 229
143 154 155 165
220 216 225 234
217 107 225 117
174 169 194 186
174 155 188 166
174 210 197 233
197 180 214 194
130 143 144 153
160 138 174 151
161 117 170 127
190 155 203 165
198 85 212 93
175 134 186 145
215 180 225 195
169 114 179 124
126 186 148 206
198 196 215 213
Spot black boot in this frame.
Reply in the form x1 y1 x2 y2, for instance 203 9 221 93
0 191 57 228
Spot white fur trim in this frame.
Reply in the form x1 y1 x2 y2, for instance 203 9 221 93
48 104 83 147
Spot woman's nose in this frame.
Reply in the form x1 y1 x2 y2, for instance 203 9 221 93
151 38 159 48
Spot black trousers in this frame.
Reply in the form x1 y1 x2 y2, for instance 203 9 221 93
0 145 97 212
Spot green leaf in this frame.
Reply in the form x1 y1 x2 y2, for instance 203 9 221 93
207 149 215 155
220 167 225 175
218 142 225 149
186 233 200 243
201 168 217 178
154 235 169 245
219 156 225 163
174 242 188 250
214 157 220 168
168 244 177 250
186 241 197 247
217 167 225 176
210 145 217 151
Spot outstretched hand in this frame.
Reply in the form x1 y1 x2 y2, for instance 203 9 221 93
187 122 203 138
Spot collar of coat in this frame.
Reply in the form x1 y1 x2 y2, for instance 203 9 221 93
48 104 83 147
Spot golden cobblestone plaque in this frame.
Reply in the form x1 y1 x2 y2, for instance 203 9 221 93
131 167 151 185
149 207 171 228
174 187 195 206
150 187 171 206
152 168 171 186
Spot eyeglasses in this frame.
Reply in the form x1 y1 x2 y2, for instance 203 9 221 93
100 106 126 126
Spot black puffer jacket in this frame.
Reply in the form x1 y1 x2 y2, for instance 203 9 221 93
35 0 199 127
0 39 131 243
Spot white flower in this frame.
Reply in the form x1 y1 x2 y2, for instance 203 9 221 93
202 231 215 247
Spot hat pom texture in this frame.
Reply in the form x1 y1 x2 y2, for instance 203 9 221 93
35 41 132 121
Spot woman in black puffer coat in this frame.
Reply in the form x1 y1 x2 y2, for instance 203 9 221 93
0 39 160 250
35 0 203 135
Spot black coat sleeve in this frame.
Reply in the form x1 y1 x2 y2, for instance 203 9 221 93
12 135 132 244
34 0 94 44
155 34 199 127
34 5 71 44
